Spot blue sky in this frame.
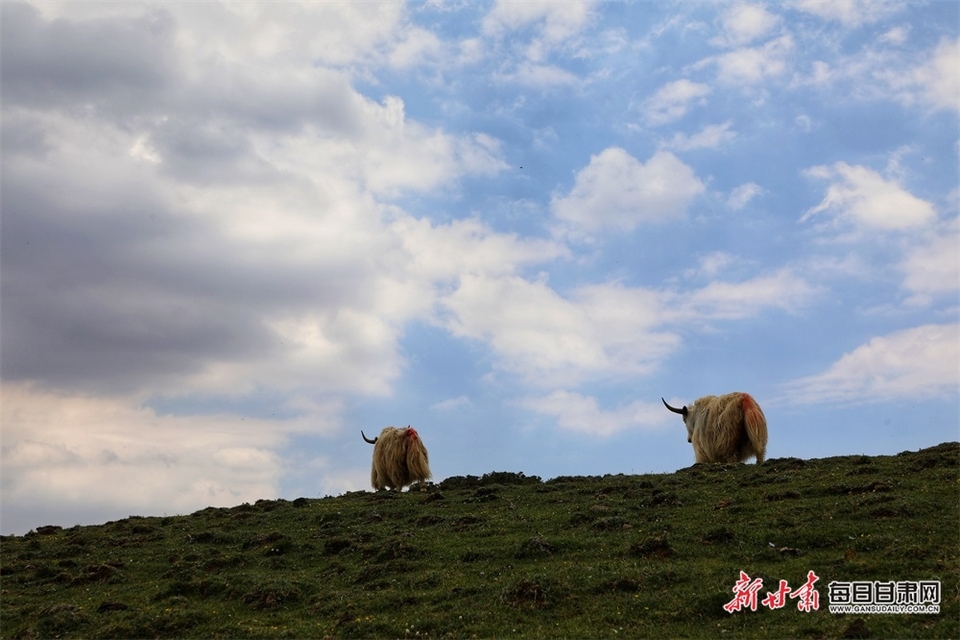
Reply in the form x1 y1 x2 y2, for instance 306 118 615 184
1 0 957 535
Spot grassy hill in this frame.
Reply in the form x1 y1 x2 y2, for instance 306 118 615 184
2 442 957 639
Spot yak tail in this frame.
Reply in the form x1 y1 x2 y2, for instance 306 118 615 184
404 428 432 486
741 393 768 464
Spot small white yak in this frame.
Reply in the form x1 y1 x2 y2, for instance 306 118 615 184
662 392 767 464
361 426 432 492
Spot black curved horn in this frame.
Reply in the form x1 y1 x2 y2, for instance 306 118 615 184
361 430 378 444
661 397 688 417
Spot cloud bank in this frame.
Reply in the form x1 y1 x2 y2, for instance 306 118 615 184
1 0 956 535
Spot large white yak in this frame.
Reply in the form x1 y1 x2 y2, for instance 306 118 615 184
662 392 767 464
361 426 432 492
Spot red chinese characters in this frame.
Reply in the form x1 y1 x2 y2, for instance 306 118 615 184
725 571 821 613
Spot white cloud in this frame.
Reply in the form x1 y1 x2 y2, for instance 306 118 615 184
662 121 737 151
431 395 472 411
790 35 957 115
640 79 711 125
712 2 781 48
496 61 582 87
728 182 765 209
849 37 960 113
389 26 445 69
900 218 960 305
175 215 566 398
393 215 569 286
712 35 794 85
791 0 905 27
259 311 406 397
794 253 874 282
137 2 407 69
482 0 595 47
879 25 909 46
438 269 816 387
802 162 937 232
301 95 509 196
684 251 739 279
0 96 534 404
479 0 596 67
677 268 818 321
550 148 705 238
570 282 685 376
910 37 960 113
520 391 671 436
439 274 639 386
795 114 815 132
0 385 332 531
456 36 486 65
782 324 959 404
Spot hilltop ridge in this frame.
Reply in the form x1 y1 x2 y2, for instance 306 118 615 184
2 442 957 638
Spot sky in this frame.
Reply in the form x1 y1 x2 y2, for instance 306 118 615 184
1 0 957 536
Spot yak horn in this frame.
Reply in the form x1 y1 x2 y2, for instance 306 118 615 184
361 430 378 445
662 397 688 417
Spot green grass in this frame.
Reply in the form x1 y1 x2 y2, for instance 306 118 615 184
2 443 957 639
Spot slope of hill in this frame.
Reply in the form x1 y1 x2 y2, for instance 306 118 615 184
2 442 957 639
